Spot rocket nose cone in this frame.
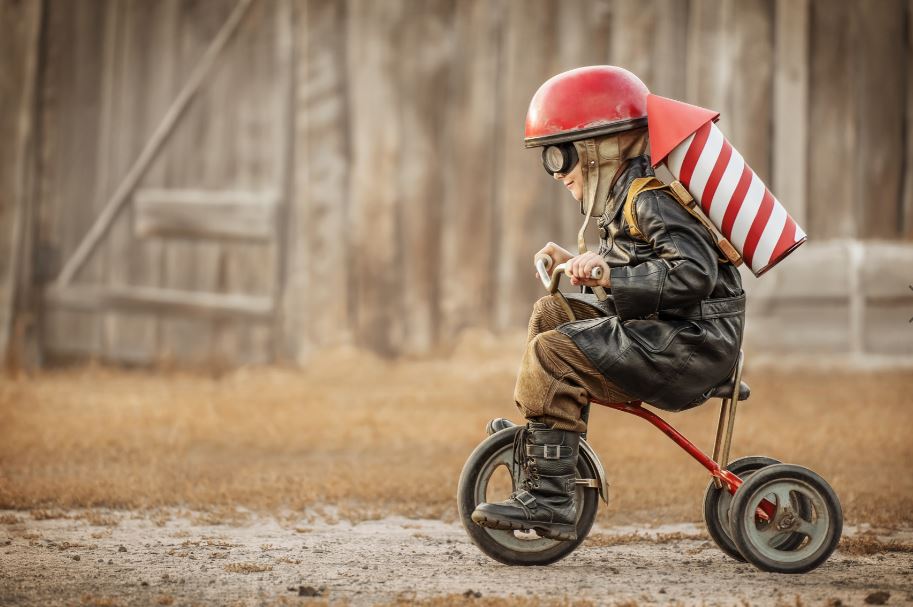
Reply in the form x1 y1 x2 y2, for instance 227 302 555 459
647 94 720 167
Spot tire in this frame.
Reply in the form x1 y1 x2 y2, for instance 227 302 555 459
457 426 600 566
728 463 842 573
703 456 780 562
703 456 810 561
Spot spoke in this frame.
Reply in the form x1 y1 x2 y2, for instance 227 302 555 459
754 521 784 543
771 486 795 511
796 517 820 538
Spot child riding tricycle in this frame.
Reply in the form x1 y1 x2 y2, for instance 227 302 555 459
456 66 842 574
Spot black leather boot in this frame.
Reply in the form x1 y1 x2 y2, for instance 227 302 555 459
471 421 580 541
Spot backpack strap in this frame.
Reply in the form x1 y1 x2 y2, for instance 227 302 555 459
623 178 743 267
623 177 668 241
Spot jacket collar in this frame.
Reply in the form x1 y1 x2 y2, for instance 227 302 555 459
598 154 655 227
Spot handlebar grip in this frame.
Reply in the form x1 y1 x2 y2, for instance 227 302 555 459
534 253 553 271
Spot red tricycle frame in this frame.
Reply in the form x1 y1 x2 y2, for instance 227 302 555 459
588 383 775 521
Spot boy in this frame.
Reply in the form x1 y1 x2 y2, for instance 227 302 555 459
472 66 746 541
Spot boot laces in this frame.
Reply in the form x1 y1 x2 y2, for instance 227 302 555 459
511 426 540 492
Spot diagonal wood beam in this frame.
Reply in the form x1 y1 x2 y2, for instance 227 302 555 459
55 0 253 286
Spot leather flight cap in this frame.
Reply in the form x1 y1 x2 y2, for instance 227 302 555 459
526 443 574 460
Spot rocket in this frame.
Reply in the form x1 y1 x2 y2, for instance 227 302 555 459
647 94 806 277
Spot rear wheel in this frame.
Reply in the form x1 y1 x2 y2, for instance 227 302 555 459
729 463 842 573
457 427 599 566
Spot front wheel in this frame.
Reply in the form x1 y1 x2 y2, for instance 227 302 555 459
457 427 600 566
729 463 842 573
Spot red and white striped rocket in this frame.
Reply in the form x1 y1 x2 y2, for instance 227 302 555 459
647 94 806 277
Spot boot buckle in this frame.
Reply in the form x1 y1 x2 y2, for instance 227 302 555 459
514 490 537 507
526 443 567 459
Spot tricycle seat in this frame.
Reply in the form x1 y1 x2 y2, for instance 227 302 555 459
705 379 750 402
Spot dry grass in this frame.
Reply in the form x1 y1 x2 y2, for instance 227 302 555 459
1 332 912 527
223 562 274 574
839 533 913 556
380 595 596 607
586 531 706 547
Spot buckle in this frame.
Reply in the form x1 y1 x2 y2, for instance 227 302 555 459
526 444 566 459
514 490 536 507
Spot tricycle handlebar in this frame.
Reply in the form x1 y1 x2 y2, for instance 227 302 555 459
535 253 602 294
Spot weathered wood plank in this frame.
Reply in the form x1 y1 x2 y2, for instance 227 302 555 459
270 0 294 362
855 0 906 239
396 0 453 354
555 1 612 248
39 0 111 357
494 0 557 330
808 0 857 238
285 0 353 360
134 190 278 241
0 0 43 367
159 0 239 364
610 0 689 97
346 0 405 355
439 0 505 341
651 0 689 100
772 0 809 227
905 0 913 239
687 0 773 183
55 0 254 287
212 0 281 366
45 285 273 321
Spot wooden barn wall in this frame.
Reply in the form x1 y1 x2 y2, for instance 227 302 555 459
6 0 913 365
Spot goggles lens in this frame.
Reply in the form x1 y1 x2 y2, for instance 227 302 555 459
542 143 578 175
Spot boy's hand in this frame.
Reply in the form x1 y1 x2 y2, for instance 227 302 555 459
534 242 574 279
566 252 611 288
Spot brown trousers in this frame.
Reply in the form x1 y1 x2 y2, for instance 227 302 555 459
513 295 635 433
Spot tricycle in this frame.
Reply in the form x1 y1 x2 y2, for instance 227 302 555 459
457 254 842 574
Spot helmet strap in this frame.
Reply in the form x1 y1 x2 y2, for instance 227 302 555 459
578 139 600 254
575 139 610 302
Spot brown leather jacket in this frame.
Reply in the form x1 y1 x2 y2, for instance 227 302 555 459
557 154 745 411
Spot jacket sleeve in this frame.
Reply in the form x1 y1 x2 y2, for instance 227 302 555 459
608 189 719 321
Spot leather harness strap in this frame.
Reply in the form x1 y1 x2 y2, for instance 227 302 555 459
623 178 743 267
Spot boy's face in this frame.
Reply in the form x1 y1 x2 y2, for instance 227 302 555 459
553 159 584 202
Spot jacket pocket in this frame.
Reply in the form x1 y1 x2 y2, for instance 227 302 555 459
623 319 696 353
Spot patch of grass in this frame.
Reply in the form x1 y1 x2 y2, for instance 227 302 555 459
224 562 273 574
0 348 911 526
586 531 706 548
0 513 22 524
379 595 596 607
30 509 68 520
79 595 122 607
77 511 119 526
839 534 913 556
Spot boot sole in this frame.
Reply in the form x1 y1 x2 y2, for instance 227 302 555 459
471 511 577 541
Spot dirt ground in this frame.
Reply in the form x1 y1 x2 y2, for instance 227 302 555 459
1 331 913 605
1 511 912 606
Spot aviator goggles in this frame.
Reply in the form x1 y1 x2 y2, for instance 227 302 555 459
541 142 579 176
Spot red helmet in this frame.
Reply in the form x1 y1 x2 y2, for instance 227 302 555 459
524 66 649 148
